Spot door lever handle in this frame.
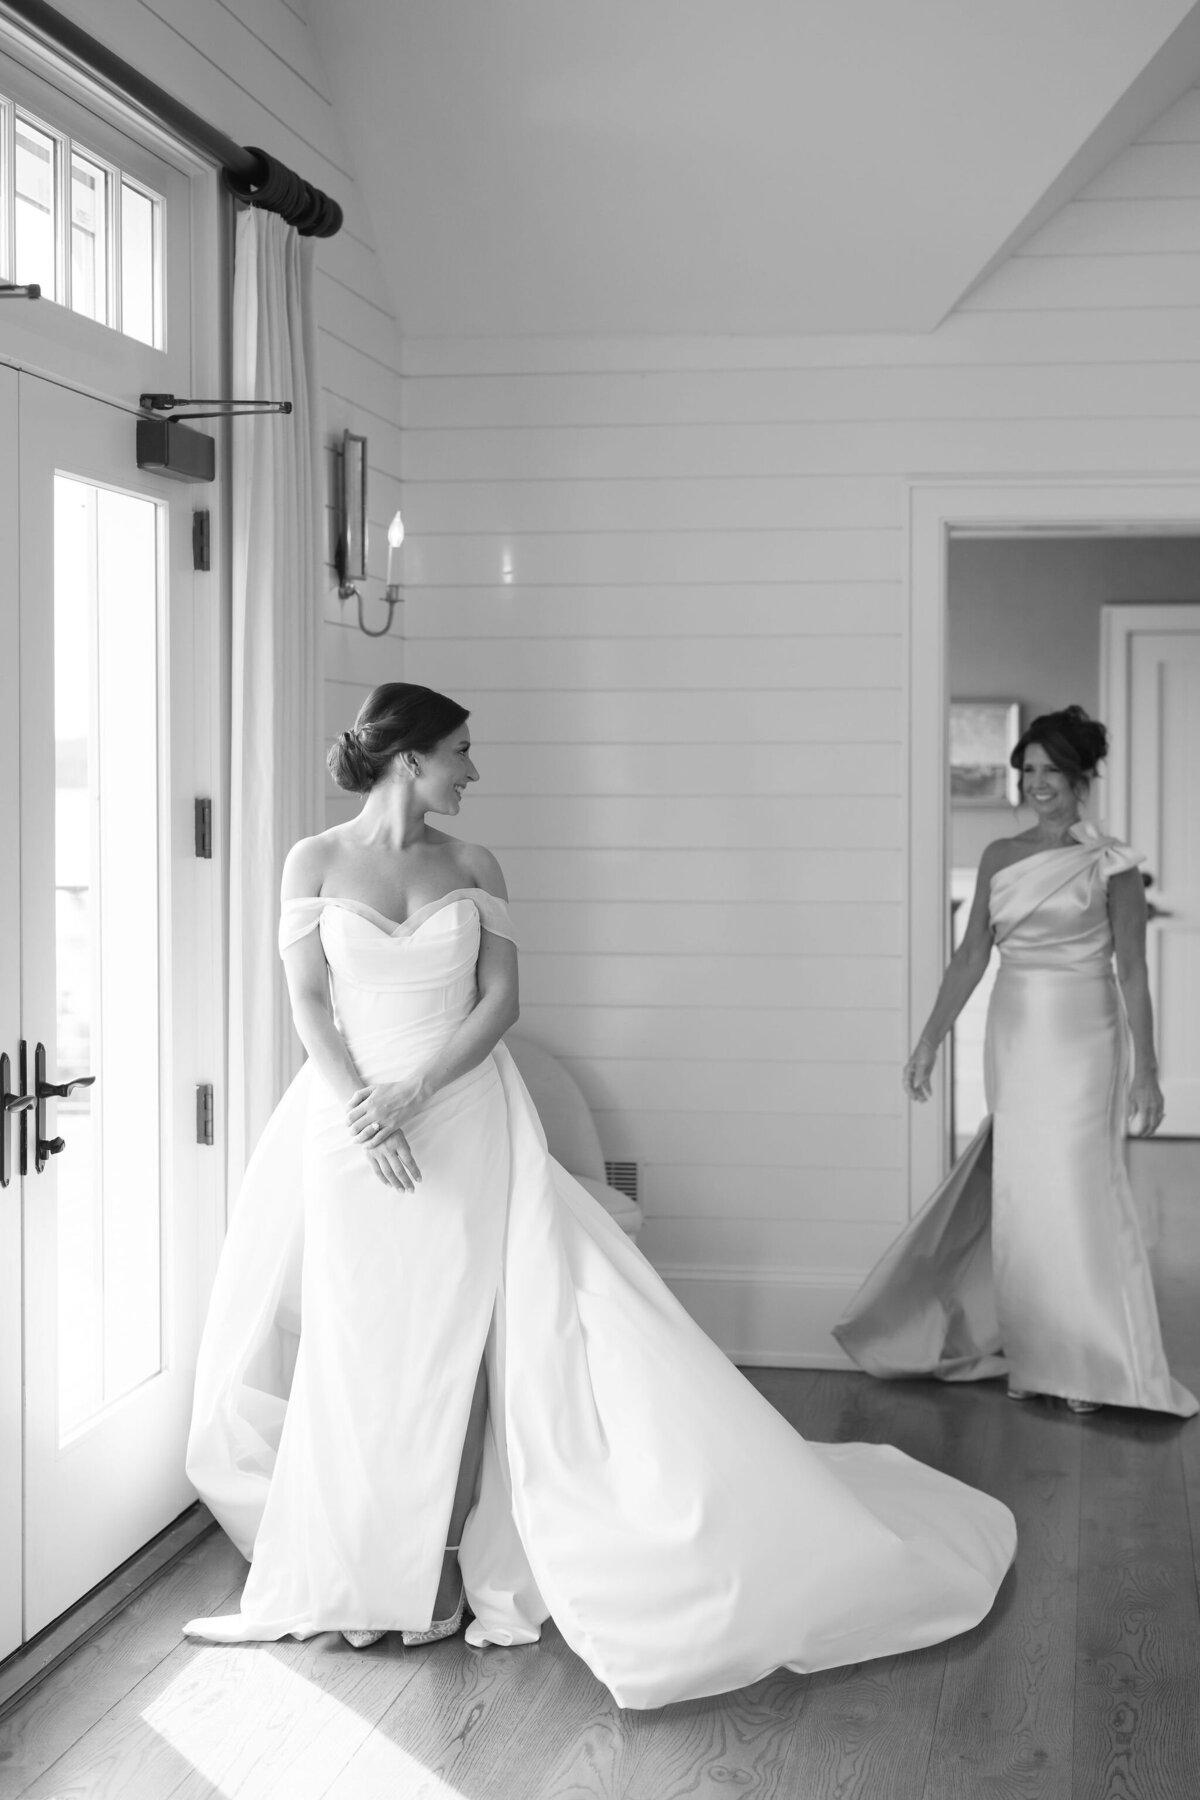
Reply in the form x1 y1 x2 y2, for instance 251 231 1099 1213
37 1074 96 1099
33 1043 95 1175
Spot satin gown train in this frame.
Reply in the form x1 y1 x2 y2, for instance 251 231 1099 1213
184 889 1017 1708
835 826 1196 1419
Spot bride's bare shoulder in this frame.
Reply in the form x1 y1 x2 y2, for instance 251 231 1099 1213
428 834 508 900
281 827 341 898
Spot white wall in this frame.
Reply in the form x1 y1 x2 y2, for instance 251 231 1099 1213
391 87 1200 1365
47 0 406 814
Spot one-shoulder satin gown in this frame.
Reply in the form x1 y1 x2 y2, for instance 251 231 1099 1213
836 826 1196 1418
184 889 1016 1708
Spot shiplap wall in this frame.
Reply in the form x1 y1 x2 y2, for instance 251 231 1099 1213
50 0 407 790
394 87 1200 1365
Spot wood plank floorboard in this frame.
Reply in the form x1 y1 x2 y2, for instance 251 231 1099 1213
770 1374 989 1799
2 1145 1197 1800
778 1647 948 1800
0 1531 246 1800
925 1397 1082 1800
1072 1411 1200 1800
320 1628 587 1800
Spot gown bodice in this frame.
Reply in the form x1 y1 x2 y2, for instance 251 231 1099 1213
988 823 1143 974
278 890 516 1082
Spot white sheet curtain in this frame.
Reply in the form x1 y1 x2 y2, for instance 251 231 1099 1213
228 208 324 1195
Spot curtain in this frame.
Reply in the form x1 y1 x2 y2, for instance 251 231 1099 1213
227 208 324 1196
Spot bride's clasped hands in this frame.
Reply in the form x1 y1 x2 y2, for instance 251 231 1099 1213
347 1079 424 1189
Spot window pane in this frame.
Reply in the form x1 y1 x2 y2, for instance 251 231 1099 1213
15 117 57 300
120 180 161 348
70 152 108 324
55 475 163 1438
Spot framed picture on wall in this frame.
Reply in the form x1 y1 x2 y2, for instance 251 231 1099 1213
949 700 1021 806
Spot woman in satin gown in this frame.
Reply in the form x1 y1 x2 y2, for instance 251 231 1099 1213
185 682 1016 1709
836 704 1196 1419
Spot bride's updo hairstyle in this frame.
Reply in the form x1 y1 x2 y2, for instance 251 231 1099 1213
327 682 470 795
1009 704 1109 792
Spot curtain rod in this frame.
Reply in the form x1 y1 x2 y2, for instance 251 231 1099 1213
2 0 343 236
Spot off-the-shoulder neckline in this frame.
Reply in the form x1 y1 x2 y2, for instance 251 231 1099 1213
284 886 501 935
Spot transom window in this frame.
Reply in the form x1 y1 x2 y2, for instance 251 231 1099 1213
2 92 164 347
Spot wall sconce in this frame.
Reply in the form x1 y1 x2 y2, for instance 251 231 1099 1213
334 429 403 638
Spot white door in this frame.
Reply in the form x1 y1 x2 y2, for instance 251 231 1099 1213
12 373 214 1638
0 364 22 1660
1103 603 1200 1137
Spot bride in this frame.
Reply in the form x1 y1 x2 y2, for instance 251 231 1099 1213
185 681 1016 1709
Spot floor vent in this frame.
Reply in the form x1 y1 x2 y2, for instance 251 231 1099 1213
604 1160 639 1204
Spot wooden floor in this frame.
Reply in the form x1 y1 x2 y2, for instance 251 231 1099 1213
2 1142 1198 1800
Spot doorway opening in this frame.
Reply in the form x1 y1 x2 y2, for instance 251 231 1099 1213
907 479 1200 1219
945 534 1200 1157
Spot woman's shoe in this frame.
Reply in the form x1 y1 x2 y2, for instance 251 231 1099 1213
402 1588 465 1647
402 1544 466 1647
1065 1396 1101 1414
1006 1386 1036 1401
341 1629 387 1648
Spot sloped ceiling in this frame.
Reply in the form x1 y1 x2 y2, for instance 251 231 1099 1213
310 0 1200 337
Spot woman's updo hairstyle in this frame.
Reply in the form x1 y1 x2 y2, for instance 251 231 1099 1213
327 682 470 795
1009 704 1109 791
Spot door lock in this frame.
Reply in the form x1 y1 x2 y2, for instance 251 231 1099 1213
34 1042 95 1174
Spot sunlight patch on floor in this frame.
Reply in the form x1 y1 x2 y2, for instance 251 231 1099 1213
139 1646 468 1800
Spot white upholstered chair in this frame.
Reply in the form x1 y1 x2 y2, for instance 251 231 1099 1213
504 1032 644 1240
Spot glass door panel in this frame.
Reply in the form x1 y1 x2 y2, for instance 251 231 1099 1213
20 374 207 1637
0 363 22 1662
54 477 163 1438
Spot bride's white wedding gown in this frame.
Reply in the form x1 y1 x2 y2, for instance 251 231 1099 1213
184 890 1016 1708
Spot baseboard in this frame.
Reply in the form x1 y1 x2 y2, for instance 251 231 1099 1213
658 1265 862 1369
0 1503 216 1721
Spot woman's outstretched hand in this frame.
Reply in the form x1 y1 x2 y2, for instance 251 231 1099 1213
347 1081 424 1188
1128 1070 1165 1138
902 1040 937 1103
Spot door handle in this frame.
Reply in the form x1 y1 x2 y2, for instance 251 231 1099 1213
34 1042 95 1175
0 1050 35 1189
38 1073 97 1099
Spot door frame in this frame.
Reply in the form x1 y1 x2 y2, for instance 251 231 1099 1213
906 477 1200 1216
0 20 228 1659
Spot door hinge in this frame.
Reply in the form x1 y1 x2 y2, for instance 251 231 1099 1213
194 797 213 859
192 508 211 571
196 1082 214 1147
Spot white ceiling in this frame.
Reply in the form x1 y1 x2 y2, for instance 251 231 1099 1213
310 0 1200 338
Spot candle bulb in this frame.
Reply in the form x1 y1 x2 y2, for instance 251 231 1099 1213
386 509 405 590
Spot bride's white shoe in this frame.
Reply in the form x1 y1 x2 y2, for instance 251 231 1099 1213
402 1545 466 1647
341 1628 387 1648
